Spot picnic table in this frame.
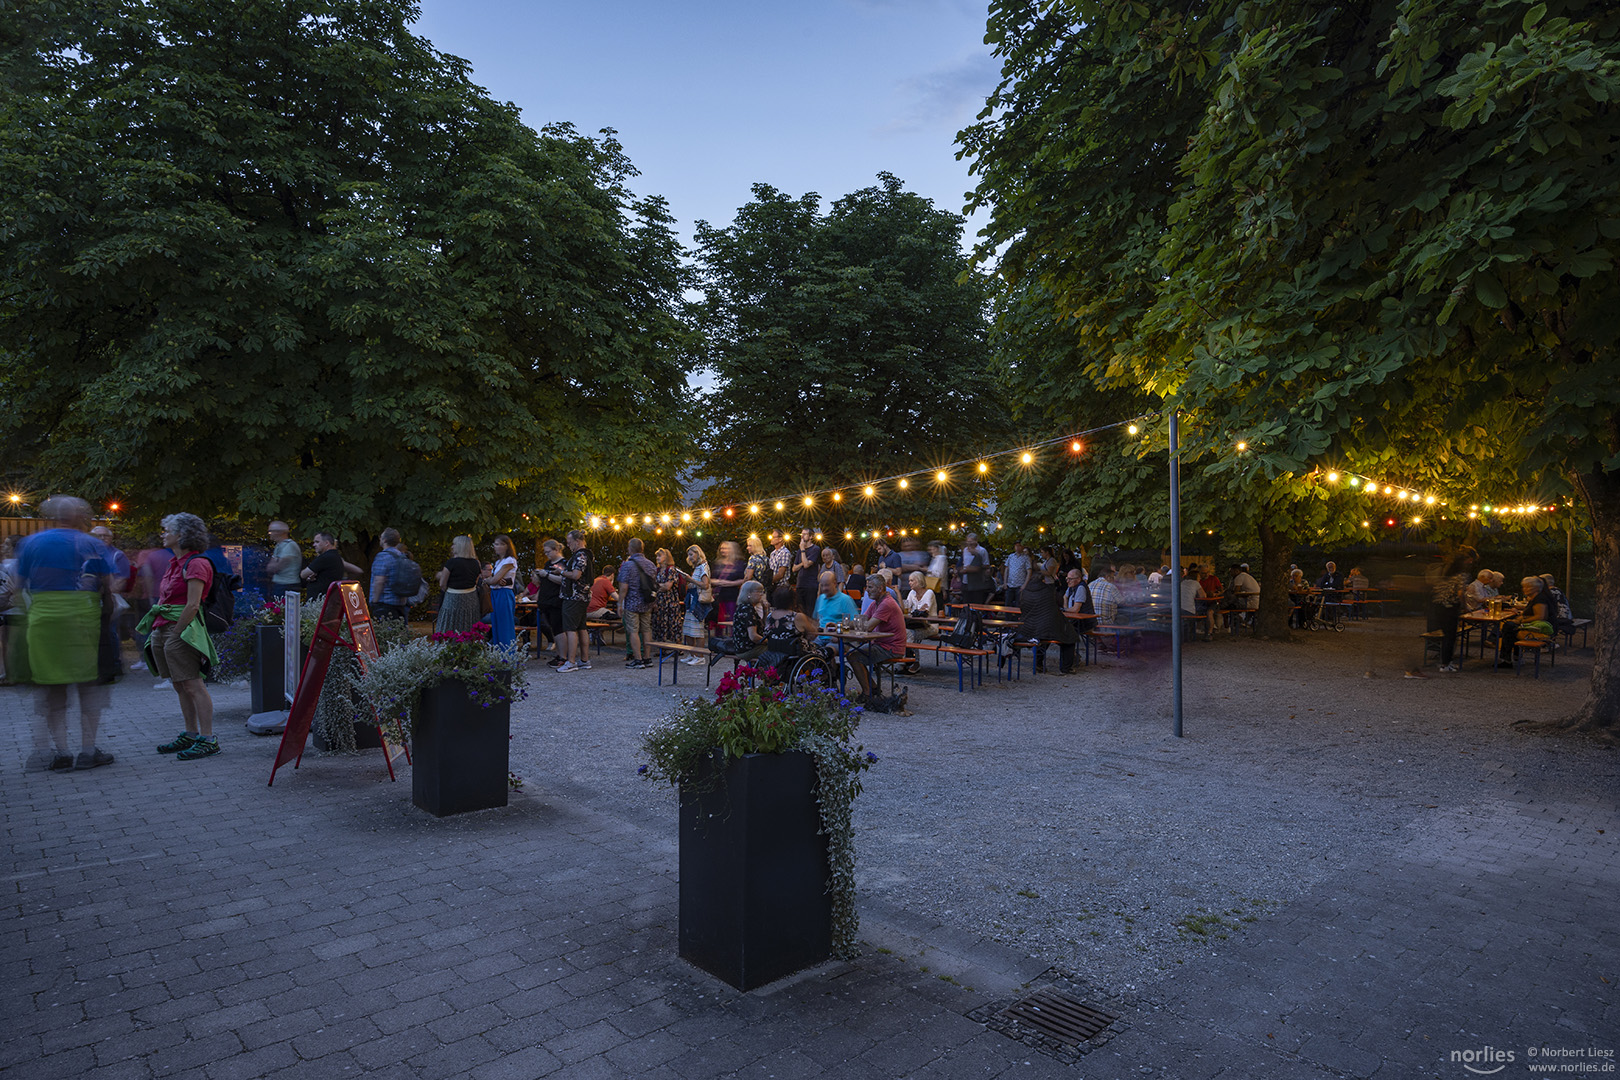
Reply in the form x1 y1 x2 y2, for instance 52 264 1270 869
817 628 891 696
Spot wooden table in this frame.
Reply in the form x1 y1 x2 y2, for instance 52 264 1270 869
1462 607 1524 658
817 628 891 695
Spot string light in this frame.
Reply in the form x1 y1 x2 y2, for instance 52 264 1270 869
977 462 989 473
862 485 876 497
1020 452 1033 465
1235 441 1247 452
1071 440 1082 453
774 501 784 511
898 479 908 489
1326 472 1339 482
749 504 760 514
803 496 814 507
935 470 948 484
832 492 842 502
1127 424 1139 436
681 512 691 523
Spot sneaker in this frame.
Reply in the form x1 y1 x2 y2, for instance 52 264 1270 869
556 660 581 672
636 658 655 669
175 736 220 761
577 660 592 670
128 661 147 672
624 658 641 668
157 732 199 754
74 748 115 770
48 753 75 772
152 679 173 691
547 657 565 668
1403 669 1428 679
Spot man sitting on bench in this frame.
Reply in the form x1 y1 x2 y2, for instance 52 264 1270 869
847 576 907 710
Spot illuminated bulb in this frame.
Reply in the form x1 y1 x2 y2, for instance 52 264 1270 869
1127 425 1138 436
815 532 823 541
863 485 875 497
643 515 653 525
832 492 842 502
1483 505 1492 512
936 470 948 484
1071 440 1082 452
1361 520 1369 528
675 528 683 536
804 496 814 508
612 523 621 532
1468 512 1478 519
681 512 691 523
661 514 671 524
1326 472 1339 483
749 504 760 514
609 517 617 525
724 507 734 517
774 501 784 511
7 494 18 504
898 479 908 489
977 462 989 473
1020 452 1033 465
1038 526 1046 533
109 502 120 511
655 527 663 535
1349 476 1360 487
701 510 712 520
845 531 853 540
1235 441 1247 452
1384 486 1393 494
1412 516 1422 524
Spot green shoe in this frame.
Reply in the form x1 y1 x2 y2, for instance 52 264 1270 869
157 732 198 754
175 736 220 761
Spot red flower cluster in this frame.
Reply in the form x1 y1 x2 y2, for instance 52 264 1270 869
430 622 492 644
714 664 783 701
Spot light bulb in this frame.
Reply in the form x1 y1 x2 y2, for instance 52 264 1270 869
1020 452 1033 465
936 470 948 483
977 462 989 473
1326 472 1339 482
898 479 908 489
1127 424 1139 436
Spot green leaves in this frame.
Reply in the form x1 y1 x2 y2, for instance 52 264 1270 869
1 0 696 536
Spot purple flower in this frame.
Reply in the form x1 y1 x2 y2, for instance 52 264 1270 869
864 751 879 764
637 764 648 775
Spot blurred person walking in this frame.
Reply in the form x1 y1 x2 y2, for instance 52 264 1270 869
265 521 302 599
135 513 222 760
16 496 116 770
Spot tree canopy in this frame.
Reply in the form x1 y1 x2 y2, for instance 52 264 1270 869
0 0 695 541
961 0 1620 720
691 174 1010 529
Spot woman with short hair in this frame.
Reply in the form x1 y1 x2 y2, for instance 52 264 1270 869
143 512 221 760
435 535 482 634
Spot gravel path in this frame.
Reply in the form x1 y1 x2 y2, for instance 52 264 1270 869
506 617 1613 999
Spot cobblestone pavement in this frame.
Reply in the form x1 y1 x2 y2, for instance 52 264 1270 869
2 618 1615 1079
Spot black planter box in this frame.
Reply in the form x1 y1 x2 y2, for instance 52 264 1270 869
411 678 510 817
679 750 833 990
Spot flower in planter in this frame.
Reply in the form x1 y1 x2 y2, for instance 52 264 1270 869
639 664 876 959
357 633 528 740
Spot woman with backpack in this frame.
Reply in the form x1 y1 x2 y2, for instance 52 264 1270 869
141 512 221 760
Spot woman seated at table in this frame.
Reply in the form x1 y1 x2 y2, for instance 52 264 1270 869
1495 576 1555 668
1287 568 1315 629
721 580 768 664
903 571 937 639
757 586 818 673
1017 559 1078 674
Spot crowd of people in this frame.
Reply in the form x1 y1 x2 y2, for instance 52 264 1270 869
3 506 1588 767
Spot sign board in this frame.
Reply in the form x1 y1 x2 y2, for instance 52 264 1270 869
269 582 408 786
283 591 301 706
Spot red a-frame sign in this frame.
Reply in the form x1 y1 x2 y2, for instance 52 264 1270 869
268 582 408 786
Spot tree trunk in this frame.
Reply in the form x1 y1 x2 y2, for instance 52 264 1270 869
1556 464 1618 733
1255 521 1294 641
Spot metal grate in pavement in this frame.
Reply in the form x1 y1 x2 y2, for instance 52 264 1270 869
999 988 1118 1046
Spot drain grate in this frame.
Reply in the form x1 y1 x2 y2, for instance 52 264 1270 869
1000 988 1118 1046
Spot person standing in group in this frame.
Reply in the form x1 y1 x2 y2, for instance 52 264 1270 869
650 547 683 649
709 540 747 630
819 545 847 587
300 531 362 601
136 512 221 761
15 497 116 770
265 521 302 599
487 535 518 647
680 544 713 663
548 530 592 672
369 528 415 622
1429 546 1477 673
532 539 565 663
959 533 993 608
794 529 822 616
743 534 770 589
435 535 483 635
89 523 132 684
1004 541 1032 606
0 537 19 686
767 530 794 590
617 538 659 669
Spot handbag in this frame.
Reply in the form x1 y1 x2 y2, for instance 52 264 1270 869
477 582 493 617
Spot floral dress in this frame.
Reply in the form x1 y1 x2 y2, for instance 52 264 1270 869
652 566 682 643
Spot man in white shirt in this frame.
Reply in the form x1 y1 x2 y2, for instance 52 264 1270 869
1223 562 1259 630
266 521 302 599
1464 570 1497 612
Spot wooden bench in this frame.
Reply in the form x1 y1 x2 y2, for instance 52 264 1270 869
1560 618 1592 649
1090 625 1142 657
904 641 993 692
650 641 712 687
1008 637 1090 677
1508 635 1552 678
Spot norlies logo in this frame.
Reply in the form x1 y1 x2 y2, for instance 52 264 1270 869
1452 1046 1516 1075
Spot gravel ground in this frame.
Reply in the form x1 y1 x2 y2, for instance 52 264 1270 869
502 617 1614 1001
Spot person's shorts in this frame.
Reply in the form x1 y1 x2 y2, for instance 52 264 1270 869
560 600 588 633
148 624 205 682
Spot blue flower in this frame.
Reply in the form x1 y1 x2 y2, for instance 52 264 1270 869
864 751 879 764
637 764 648 775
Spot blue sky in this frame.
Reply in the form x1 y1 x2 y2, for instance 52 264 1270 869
411 0 1000 249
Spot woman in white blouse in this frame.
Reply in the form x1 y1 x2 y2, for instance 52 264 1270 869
487 534 519 646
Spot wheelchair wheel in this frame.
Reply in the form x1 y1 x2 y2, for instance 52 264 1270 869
787 653 834 690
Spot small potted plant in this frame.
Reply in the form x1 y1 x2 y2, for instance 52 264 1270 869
359 624 527 817
640 664 876 991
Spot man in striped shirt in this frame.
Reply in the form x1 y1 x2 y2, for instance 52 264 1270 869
1089 567 1121 623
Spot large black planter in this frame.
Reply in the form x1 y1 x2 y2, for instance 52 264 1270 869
249 625 284 713
679 750 833 991
411 678 510 818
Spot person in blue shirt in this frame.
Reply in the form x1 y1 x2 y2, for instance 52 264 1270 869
16 496 115 771
811 571 858 645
